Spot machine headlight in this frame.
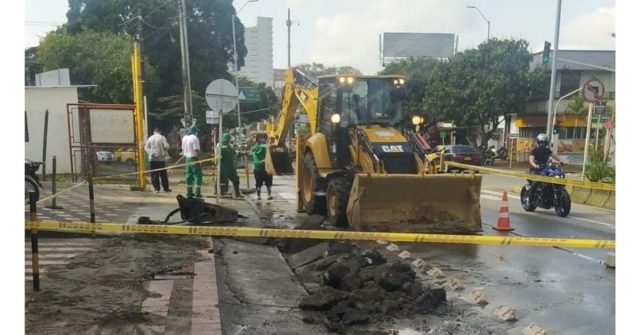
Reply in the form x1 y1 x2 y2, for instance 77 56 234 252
331 113 341 124
399 78 405 85
411 115 424 126
338 77 346 84
346 77 354 84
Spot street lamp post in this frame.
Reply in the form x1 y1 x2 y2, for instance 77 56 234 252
231 0 258 141
466 5 490 41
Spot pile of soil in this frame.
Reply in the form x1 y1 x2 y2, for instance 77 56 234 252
286 241 446 334
25 235 208 335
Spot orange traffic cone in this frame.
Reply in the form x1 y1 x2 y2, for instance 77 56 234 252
493 191 514 231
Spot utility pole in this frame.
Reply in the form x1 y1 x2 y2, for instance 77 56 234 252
286 8 294 155
178 0 193 127
132 13 146 189
287 8 292 67
545 0 563 137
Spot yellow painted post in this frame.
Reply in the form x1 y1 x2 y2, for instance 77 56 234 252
131 42 146 189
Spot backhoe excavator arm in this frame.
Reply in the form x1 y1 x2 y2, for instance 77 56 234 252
271 67 319 145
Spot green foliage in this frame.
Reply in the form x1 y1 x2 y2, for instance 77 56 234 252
296 63 362 79
585 145 615 183
379 57 441 119
36 30 150 103
565 95 588 116
34 0 243 131
237 77 279 124
380 39 548 148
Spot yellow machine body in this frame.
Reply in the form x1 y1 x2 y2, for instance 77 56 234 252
270 67 482 233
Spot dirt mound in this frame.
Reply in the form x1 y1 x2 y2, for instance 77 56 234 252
286 241 446 334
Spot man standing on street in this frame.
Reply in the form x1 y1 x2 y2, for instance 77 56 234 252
182 124 202 198
251 136 273 200
145 127 172 193
219 133 241 198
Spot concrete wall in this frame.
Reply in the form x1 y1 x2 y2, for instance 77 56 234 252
25 86 79 173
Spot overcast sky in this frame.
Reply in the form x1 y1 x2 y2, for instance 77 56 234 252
25 0 617 74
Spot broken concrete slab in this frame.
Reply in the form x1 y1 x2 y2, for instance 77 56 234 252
386 244 400 252
287 242 330 269
299 286 350 310
448 278 464 291
397 250 412 259
461 289 488 305
522 323 548 335
411 258 427 271
427 266 445 279
605 252 615 268
493 305 518 321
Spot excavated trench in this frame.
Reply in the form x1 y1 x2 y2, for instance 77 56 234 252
276 216 447 334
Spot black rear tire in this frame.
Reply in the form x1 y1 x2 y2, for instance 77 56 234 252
25 178 40 205
302 153 326 215
326 176 351 227
555 189 571 217
520 185 537 212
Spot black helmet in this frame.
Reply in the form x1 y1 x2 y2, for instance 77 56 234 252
536 133 549 147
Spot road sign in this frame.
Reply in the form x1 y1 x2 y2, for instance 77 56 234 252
604 119 614 130
594 101 607 116
582 78 605 103
206 110 220 125
205 79 238 113
239 87 261 102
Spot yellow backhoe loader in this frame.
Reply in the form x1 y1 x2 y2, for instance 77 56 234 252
268 67 482 233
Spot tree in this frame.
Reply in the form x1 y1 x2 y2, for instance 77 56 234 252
36 30 159 103
61 0 245 122
295 63 362 79
236 77 279 124
25 47 43 86
421 39 538 147
379 57 442 121
565 95 588 140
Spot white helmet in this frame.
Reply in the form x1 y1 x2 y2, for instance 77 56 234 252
536 133 549 147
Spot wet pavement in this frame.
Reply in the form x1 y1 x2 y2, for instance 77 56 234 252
25 164 615 334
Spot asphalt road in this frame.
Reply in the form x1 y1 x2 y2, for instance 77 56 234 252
250 171 616 335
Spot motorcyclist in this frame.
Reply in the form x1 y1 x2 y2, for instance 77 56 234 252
528 133 565 197
528 133 564 171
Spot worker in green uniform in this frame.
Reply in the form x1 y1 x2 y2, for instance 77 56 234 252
251 136 273 200
181 125 202 198
219 133 241 198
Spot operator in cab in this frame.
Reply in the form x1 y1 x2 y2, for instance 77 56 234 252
528 133 565 171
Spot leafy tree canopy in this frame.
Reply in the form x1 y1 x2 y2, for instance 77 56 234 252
380 39 550 147
36 30 158 103
295 63 362 79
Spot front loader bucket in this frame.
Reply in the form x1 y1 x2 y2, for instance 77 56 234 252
267 145 294 175
346 174 482 233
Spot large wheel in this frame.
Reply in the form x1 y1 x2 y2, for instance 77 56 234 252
302 153 326 215
554 189 571 217
25 178 40 205
520 185 537 212
326 176 351 227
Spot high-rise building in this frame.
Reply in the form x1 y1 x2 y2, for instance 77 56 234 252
240 17 274 88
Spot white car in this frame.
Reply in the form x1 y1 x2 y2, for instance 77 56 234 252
96 151 114 165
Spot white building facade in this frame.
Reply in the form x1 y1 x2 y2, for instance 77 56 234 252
240 17 274 88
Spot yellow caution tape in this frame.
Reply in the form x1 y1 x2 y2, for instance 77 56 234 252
447 162 615 191
94 156 219 181
26 220 615 249
27 156 222 208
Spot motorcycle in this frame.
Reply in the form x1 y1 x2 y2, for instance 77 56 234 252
496 147 508 160
25 160 44 204
520 162 571 217
480 145 496 165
